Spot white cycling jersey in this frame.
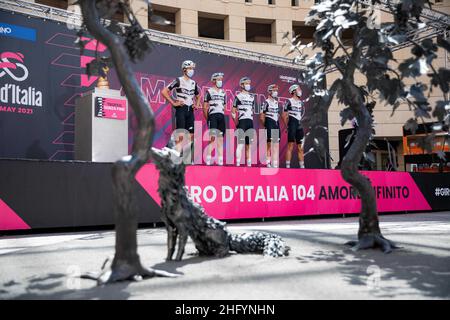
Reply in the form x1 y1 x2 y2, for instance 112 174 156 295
168 76 200 107
204 87 226 115
262 98 280 122
284 97 304 121
233 91 256 121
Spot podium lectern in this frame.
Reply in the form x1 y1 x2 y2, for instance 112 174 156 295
75 88 128 162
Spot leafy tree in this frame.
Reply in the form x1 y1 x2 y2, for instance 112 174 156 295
288 0 450 252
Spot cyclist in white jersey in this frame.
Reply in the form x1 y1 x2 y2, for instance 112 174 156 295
232 76 256 167
162 60 202 163
260 84 281 168
203 72 226 166
282 84 305 168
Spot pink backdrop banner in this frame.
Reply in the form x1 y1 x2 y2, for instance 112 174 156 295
136 165 432 220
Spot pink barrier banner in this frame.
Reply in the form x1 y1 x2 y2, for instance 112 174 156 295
136 165 432 220
0 198 30 230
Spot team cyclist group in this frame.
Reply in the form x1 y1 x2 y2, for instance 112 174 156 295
161 60 306 168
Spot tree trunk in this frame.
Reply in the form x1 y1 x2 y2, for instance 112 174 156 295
340 89 397 253
340 104 381 237
79 0 171 283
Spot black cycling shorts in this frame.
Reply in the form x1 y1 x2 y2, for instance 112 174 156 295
265 118 280 143
236 118 254 145
175 105 195 134
287 117 304 144
208 113 226 136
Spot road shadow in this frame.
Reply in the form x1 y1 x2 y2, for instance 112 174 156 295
151 252 235 275
1 272 132 300
272 228 450 299
298 248 450 298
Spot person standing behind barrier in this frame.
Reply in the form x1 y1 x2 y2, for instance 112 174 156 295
282 84 305 168
203 72 226 166
162 60 201 163
232 77 256 167
260 84 281 168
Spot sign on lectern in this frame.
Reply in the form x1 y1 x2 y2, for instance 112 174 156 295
75 88 128 162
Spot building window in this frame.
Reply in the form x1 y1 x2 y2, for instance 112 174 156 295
149 5 177 33
340 28 354 45
112 7 124 23
293 21 353 45
149 10 176 33
246 18 274 43
268 0 276 4
245 0 252 3
292 21 316 45
198 14 225 40
292 0 299 6
35 0 68 9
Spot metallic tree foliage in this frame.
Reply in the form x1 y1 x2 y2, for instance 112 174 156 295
288 0 449 253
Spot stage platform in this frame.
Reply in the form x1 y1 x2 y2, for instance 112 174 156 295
0 159 449 232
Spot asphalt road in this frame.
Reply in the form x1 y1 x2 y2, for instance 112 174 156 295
0 212 449 300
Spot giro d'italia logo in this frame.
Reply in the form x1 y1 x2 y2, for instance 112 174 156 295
0 51 42 108
0 52 29 82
